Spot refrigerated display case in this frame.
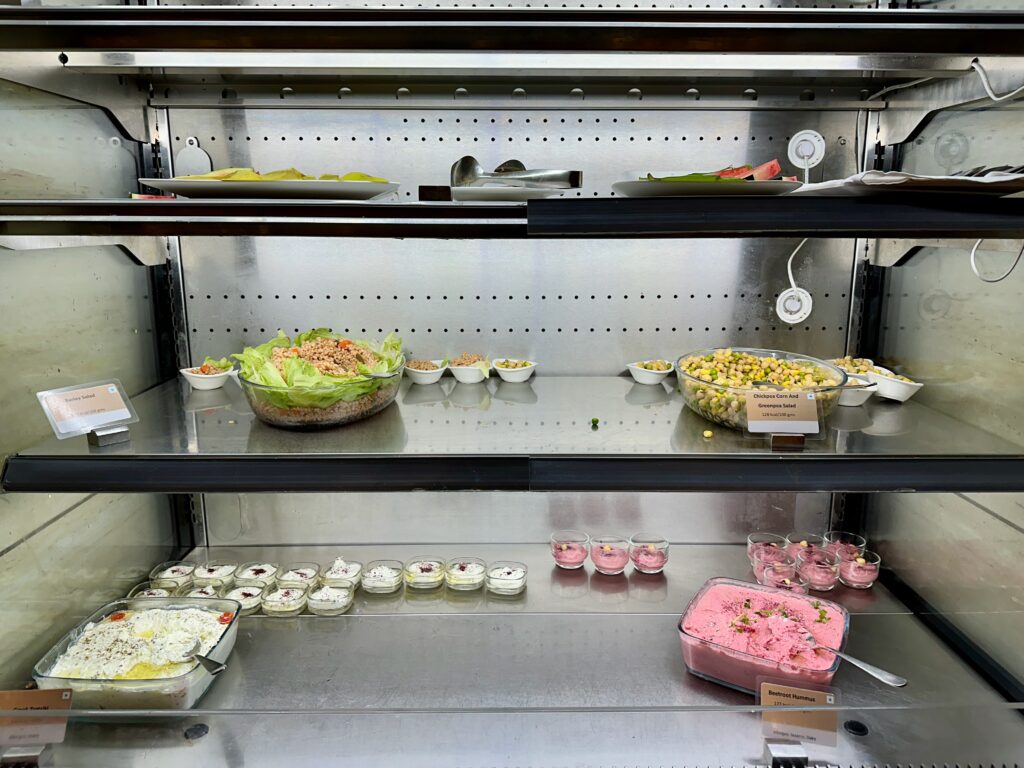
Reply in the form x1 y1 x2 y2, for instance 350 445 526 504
0 1 1022 765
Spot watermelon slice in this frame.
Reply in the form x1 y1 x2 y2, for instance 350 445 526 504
644 159 783 183
713 165 754 179
782 175 799 182
751 159 782 181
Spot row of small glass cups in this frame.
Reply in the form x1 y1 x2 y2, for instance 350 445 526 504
138 556 528 605
128 580 352 616
747 530 882 592
393 557 528 595
550 531 669 575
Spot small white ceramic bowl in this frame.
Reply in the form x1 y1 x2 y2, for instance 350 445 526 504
867 369 923 403
627 361 673 385
405 360 448 386
180 366 233 390
451 363 490 384
838 374 877 407
493 359 537 383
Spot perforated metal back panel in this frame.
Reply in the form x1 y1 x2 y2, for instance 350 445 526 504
172 107 858 369
181 236 854 371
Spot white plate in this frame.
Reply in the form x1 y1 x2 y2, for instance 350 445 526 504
612 179 801 198
140 178 399 200
452 187 565 202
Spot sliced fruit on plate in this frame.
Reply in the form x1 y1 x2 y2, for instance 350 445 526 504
750 159 782 181
260 167 316 181
320 171 389 182
646 172 744 183
177 167 256 180
644 158 785 183
715 165 755 179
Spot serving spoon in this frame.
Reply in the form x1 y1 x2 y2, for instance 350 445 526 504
804 633 907 688
177 640 227 676
451 155 579 188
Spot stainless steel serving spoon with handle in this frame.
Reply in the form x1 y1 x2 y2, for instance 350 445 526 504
178 639 227 676
804 633 907 688
451 155 580 189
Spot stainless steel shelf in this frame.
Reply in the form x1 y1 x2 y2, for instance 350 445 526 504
1 8 1022 55
4 377 1023 493
3 197 1024 241
38 544 1024 765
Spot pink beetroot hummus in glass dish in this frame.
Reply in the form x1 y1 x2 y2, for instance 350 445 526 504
678 577 849 694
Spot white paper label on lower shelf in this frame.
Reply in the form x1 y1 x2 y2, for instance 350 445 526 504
745 391 820 434
0 688 71 748
759 681 838 747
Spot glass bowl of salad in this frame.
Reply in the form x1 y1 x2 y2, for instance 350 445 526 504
675 347 846 431
234 329 405 429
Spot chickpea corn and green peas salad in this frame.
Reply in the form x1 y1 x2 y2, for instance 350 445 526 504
496 359 532 369
638 360 671 371
678 348 843 430
832 356 917 384
831 357 874 376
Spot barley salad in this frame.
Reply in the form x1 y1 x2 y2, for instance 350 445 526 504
233 329 405 428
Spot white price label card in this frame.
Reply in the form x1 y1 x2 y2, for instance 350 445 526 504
36 380 138 440
0 688 72 747
745 391 820 435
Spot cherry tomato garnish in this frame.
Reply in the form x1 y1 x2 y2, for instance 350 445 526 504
338 339 353 349
217 612 234 625
109 612 127 622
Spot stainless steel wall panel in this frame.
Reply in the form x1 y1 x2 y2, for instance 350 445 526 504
0 80 139 199
0 493 174 688
0 82 171 686
202 491 831 546
867 492 1024 685
0 245 160 454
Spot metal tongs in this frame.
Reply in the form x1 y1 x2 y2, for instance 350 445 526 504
450 156 582 189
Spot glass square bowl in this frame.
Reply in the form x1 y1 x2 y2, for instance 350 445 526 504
677 577 849 695
675 348 847 431
32 597 241 710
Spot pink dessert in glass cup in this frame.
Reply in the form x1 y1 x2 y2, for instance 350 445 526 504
785 532 826 559
550 530 590 569
590 535 630 575
746 533 786 565
629 534 669 574
824 531 867 562
839 550 881 589
797 549 840 592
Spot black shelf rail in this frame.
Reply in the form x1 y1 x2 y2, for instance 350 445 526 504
5 454 1024 494
0 200 527 239
0 8 1022 53
3 196 1024 240
527 195 1024 239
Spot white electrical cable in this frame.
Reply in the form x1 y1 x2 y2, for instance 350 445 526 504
971 60 1024 103
865 76 934 103
969 239 1024 284
787 238 809 291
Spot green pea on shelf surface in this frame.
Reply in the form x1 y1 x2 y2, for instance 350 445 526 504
591 417 600 430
